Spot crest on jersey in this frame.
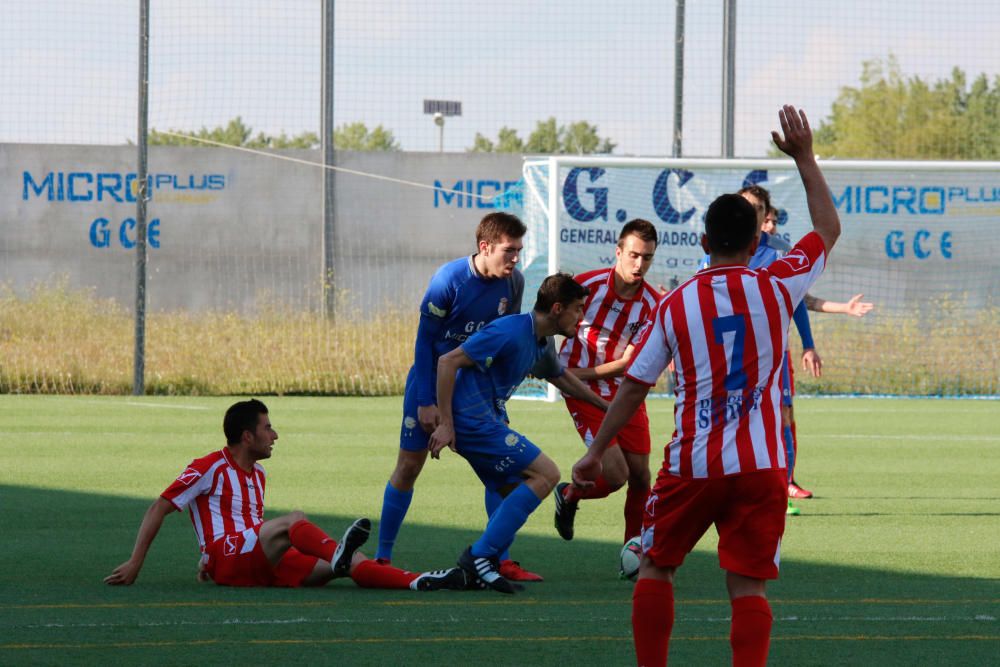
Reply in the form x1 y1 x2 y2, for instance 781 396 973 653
785 249 808 269
504 433 520 447
176 467 202 486
224 534 239 556
485 356 494 368
633 319 654 345
498 297 509 315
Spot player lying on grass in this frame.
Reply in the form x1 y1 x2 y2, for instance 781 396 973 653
106 399 467 591
429 274 605 593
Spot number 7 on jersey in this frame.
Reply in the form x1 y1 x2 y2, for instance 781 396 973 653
711 314 748 391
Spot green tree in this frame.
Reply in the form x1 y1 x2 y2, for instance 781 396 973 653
810 56 1000 159
470 119 614 154
149 116 320 149
468 127 525 153
333 122 400 151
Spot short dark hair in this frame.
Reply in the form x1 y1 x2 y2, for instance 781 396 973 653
704 194 757 254
533 273 588 313
223 399 269 445
737 184 772 216
476 212 527 246
618 218 658 247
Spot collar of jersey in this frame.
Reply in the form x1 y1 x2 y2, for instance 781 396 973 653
604 267 648 301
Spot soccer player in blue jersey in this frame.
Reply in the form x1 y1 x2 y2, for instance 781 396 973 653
731 189 873 514
428 273 595 593
376 213 544 580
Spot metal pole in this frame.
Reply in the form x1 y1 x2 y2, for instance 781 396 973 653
133 0 150 396
721 0 736 158
672 0 685 157
438 120 444 153
321 0 336 318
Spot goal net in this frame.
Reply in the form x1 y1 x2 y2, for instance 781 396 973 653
520 157 1000 397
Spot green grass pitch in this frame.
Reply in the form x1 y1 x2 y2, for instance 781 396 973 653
1 395 998 665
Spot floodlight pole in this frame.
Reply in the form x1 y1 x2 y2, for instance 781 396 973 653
133 0 150 396
321 0 336 319
672 0 685 157
721 0 736 158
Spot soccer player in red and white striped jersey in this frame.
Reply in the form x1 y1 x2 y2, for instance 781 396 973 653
106 399 467 592
553 219 662 544
572 106 841 667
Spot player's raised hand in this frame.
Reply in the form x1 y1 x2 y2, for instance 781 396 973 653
845 294 874 317
428 422 455 459
771 105 813 161
105 559 141 585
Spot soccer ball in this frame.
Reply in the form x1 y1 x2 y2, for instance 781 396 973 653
619 535 643 581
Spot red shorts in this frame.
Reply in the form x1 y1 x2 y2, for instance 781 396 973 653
642 469 787 579
565 396 650 455
205 525 319 587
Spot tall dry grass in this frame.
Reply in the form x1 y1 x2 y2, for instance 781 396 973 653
0 281 413 395
1 282 996 395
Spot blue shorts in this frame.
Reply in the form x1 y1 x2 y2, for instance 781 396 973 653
399 366 431 452
780 351 794 407
454 415 542 492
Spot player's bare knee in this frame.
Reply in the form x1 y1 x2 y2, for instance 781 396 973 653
286 510 307 525
389 449 428 489
526 455 561 495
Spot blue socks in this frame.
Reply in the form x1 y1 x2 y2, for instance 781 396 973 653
782 424 795 483
376 482 413 561
484 487 512 561
472 483 542 559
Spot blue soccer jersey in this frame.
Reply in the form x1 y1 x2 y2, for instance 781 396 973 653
449 312 551 489
399 256 524 452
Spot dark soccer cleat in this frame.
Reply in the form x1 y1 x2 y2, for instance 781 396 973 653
331 518 371 578
553 482 579 541
457 546 517 594
411 567 470 591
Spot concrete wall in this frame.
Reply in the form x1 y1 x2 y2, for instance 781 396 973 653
0 144 522 312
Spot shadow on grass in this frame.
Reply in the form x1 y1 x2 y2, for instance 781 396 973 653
0 484 996 667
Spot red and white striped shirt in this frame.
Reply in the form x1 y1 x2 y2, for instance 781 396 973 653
627 232 827 479
161 448 267 552
559 267 662 398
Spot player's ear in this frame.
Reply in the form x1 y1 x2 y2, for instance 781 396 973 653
700 233 710 254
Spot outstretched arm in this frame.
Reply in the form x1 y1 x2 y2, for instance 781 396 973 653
566 345 636 382
105 497 176 585
547 371 610 411
805 293 874 317
772 105 841 254
572 378 650 487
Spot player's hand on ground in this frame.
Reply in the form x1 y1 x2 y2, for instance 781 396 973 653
417 404 441 434
802 348 822 378
571 452 603 490
104 559 140 585
428 422 455 459
846 293 874 317
771 105 813 161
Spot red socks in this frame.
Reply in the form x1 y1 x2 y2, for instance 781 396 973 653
730 596 772 667
632 578 674 667
288 519 337 561
564 474 620 502
623 483 649 542
350 560 418 589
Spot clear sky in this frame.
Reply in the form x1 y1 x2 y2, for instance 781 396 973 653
2 0 997 157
